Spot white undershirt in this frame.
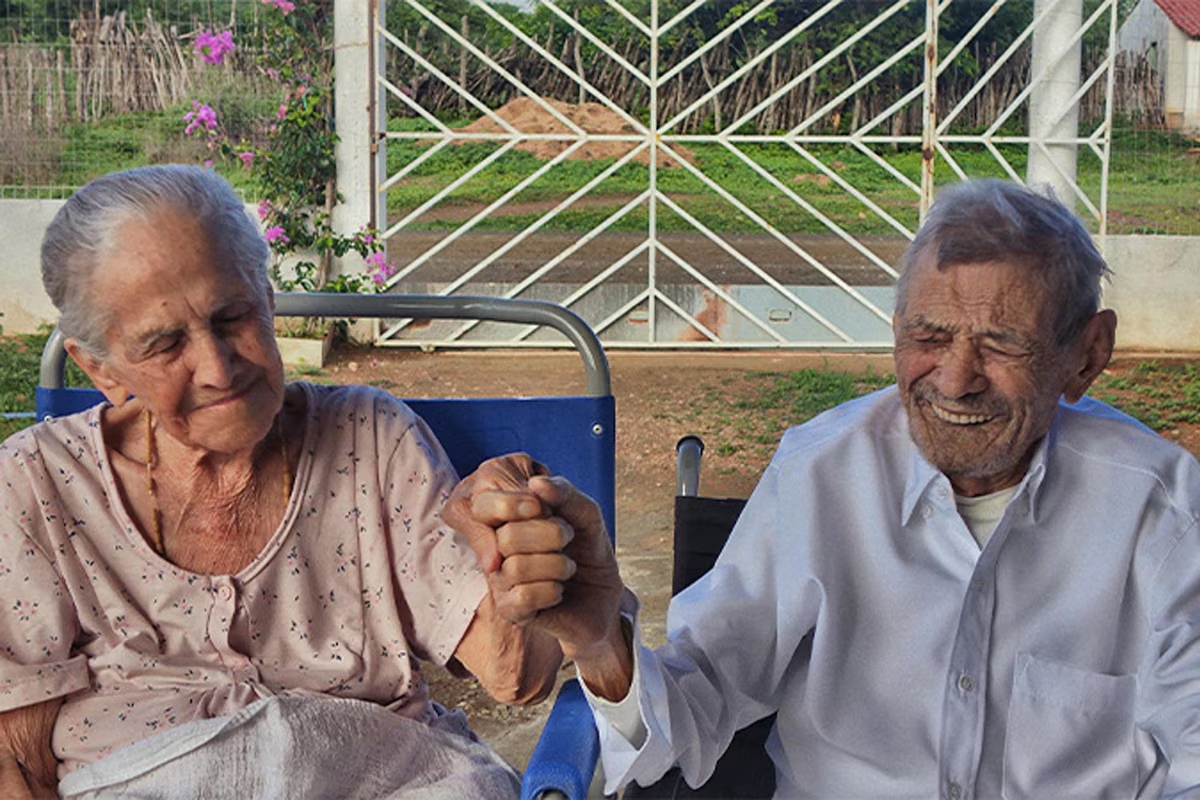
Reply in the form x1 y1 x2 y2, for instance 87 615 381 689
955 485 1019 548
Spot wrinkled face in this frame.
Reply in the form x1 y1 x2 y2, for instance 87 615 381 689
81 206 283 455
893 258 1078 496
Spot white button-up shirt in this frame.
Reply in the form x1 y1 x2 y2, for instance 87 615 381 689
594 387 1200 798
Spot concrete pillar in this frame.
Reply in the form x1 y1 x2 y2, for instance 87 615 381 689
1027 0 1082 205
332 0 375 278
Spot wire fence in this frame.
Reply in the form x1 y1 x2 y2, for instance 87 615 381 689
1 1 1197 234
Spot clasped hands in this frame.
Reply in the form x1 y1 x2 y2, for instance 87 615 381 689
445 455 632 696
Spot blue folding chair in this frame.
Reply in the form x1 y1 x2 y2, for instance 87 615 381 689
36 293 605 800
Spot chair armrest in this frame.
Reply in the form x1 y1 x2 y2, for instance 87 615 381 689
520 679 599 800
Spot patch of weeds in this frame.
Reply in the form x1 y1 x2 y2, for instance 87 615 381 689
1092 361 1200 431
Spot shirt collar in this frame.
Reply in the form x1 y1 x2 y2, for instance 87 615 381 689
900 403 1063 527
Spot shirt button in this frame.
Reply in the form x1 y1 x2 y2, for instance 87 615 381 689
936 486 950 501
217 584 234 601
921 504 934 520
947 782 963 800
958 675 976 693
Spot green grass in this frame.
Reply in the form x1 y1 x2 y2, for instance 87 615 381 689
383 116 1200 236
1092 361 1200 431
8 104 1197 233
662 368 896 468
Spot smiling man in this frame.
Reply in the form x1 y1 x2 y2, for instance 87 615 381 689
452 179 1200 798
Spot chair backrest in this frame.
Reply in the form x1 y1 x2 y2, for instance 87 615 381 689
35 294 616 539
622 436 772 800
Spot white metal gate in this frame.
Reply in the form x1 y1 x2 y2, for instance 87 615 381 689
370 0 1114 349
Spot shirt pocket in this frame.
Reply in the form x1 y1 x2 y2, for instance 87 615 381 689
1002 652 1138 800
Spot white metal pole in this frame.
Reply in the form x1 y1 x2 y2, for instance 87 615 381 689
1027 0 1082 205
333 0 375 279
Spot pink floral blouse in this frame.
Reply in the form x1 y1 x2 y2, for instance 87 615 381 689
0 383 487 775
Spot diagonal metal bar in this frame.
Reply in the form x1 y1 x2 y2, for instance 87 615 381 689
382 140 519 245
785 141 917 238
405 0 586 136
981 140 1025 183
656 193 853 341
378 74 449 132
724 141 901 283
847 138 923 196
935 142 971 182
538 0 651 85
653 288 721 343
590 286 654 342
378 138 452 195
598 0 653 40
440 189 652 341
658 0 777 84
983 0 1111 138
661 138 893 326
730 0 911 136
792 24 926 136
380 25 517 134
855 82 925 143
933 0 1009 82
937 3 1040 134
506 240 655 343
659 0 709 37
385 139 591 293
655 240 791 343
495 191 650 300
472 0 648 134
662 0 842 135
662 165 891 333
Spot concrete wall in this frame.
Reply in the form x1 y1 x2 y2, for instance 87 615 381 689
1102 235 1200 352
4 200 64 334
3 199 1197 352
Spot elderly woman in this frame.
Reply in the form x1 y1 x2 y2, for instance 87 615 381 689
0 165 562 798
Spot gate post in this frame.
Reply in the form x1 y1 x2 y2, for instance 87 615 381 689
332 0 375 278
1027 0 1082 205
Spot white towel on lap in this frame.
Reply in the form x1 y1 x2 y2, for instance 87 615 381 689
59 695 521 799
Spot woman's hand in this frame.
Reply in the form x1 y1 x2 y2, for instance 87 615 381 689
0 700 60 800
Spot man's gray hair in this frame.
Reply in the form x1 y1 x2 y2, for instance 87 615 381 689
41 164 271 356
895 179 1111 346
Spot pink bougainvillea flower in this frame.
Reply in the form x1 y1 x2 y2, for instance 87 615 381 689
238 151 256 169
194 29 235 65
184 101 219 136
204 160 214 168
262 0 296 14
276 103 289 121
365 252 395 286
264 226 290 245
257 200 273 220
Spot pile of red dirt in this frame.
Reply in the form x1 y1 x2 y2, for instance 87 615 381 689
455 96 694 167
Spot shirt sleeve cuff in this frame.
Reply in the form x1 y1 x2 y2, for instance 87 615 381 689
579 650 646 748
0 654 89 713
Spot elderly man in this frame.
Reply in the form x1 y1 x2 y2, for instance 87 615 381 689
451 179 1200 797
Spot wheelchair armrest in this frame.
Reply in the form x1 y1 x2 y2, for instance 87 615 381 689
520 679 599 800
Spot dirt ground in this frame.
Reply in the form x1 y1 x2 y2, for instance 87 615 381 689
315 345 1200 776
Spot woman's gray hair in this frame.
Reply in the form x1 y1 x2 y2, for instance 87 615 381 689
41 164 271 356
895 179 1111 346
